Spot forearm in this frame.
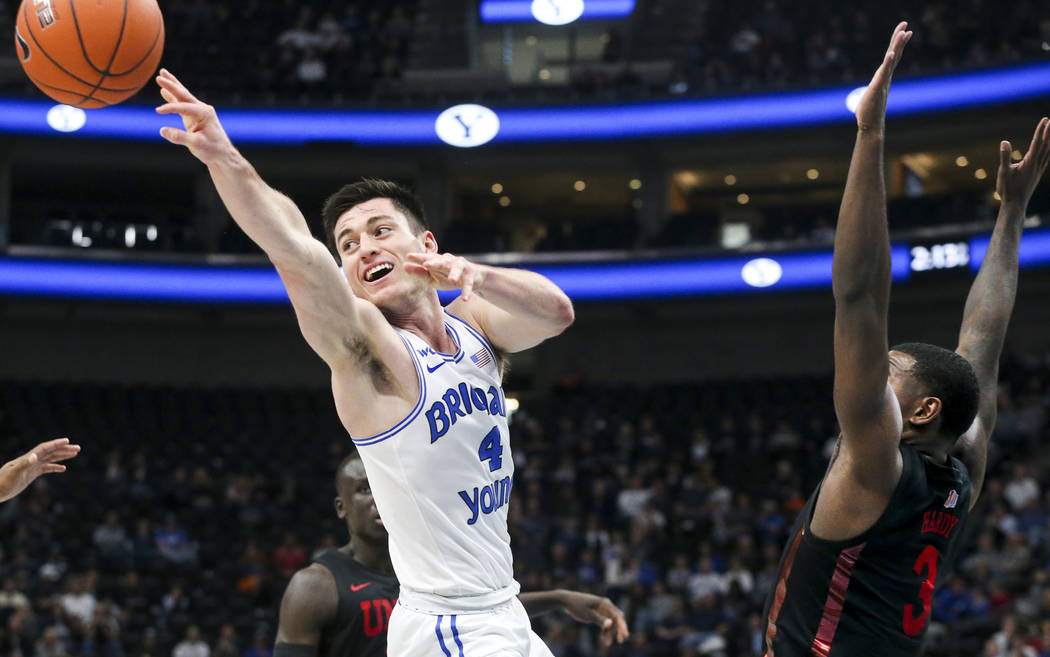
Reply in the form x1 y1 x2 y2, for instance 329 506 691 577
478 266 574 333
833 132 892 304
206 149 314 266
517 590 567 617
957 204 1024 374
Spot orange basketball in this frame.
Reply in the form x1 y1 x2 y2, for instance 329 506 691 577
14 0 164 109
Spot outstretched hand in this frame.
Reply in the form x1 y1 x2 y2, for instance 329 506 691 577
0 438 80 503
997 117 1050 211
155 69 234 165
854 22 913 135
559 591 629 650
404 252 487 301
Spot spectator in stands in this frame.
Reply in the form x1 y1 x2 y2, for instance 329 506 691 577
94 512 132 568
154 515 198 565
172 625 209 657
271 533 306 578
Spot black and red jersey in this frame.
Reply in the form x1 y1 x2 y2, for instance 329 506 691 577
312 549 399 657
763 443 971 657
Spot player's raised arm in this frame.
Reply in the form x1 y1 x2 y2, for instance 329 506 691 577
517 590 629 649
0 438 81 503
831 23 912 490
407 253 574 353
274 565 338 657
154 70 394 367
954 117 1050 507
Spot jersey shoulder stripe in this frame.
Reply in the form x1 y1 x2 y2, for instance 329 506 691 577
351 333 427 447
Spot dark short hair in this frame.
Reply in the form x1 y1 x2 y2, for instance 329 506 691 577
334 451 362 494
321 179 428 256
892 342 980 439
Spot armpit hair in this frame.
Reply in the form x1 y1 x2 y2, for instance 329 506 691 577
495 348 510 380
343 336 398 395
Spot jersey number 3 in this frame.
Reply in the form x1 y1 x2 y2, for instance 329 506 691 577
478 426 504 471
902 545 939 636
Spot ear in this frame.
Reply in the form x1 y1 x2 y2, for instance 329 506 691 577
421 230 439 254
334 496 346 520
909 396 942 427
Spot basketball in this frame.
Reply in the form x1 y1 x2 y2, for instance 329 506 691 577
14 0 164 109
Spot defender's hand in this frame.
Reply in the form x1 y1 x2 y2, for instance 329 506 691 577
854 22 913 135
997 117 1050 211
0 438 81 503
404 252 487 301
155 69 236 166
559 591 629 649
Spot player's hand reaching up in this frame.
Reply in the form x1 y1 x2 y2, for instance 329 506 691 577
155 69 235 166
0 438 81 503
404 252 487 301
558 591 629 650
854 22 913 135
997 116 1050 212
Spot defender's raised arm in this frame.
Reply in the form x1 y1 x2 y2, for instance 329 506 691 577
831 23 913 491
954 117 1050 506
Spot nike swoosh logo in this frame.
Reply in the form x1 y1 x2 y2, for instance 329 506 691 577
426 361 447 373
350 583 371 592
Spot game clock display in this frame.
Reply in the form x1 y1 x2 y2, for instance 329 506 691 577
909 242 971 273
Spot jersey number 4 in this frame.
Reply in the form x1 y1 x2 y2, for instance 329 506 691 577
902 545 939 636
478 426 503 472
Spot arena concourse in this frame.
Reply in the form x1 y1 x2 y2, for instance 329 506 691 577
0 2 1049 657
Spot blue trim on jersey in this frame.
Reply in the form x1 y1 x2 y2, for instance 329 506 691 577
450 615 466 657
444 311 498 373
444 322 466 363
435 616 453 657
350 334 427 447
427 322 465 361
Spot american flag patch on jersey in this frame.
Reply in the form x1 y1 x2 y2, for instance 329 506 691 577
471 348 492 368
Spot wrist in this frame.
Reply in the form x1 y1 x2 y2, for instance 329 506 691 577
998 200 1027 216
473 263 493 294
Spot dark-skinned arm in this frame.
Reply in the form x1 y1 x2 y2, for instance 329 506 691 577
954 117 1050 508
274 565 338 657
831 23 912 493
518 590 629 649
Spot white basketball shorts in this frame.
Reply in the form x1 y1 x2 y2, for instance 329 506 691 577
388 596 554 657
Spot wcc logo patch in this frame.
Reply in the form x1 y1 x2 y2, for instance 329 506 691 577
15 25 31 61
944 489 959 509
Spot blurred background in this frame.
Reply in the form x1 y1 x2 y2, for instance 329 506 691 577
1 1 1050 656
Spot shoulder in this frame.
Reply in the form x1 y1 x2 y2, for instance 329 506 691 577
281 563 338 620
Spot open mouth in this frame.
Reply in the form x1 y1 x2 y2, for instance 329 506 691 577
364 263 394 283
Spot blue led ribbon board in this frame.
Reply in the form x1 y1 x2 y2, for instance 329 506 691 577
1 61 1048 145
969 227 1050 271
480 0 635 23
0 246 911 304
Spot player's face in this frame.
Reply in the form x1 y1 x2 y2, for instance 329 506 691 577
332 198 437 311
335 459 387 541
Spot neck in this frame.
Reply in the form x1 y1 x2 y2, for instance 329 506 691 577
382 291 453 353
904 431 950 464
342 536 394 575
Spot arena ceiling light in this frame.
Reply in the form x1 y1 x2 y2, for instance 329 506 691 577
0 61 1048 145
480 0 635 23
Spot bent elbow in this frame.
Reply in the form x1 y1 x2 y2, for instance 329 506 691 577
553 297 575 334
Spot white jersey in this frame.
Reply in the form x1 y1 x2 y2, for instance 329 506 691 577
351 310 517 612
